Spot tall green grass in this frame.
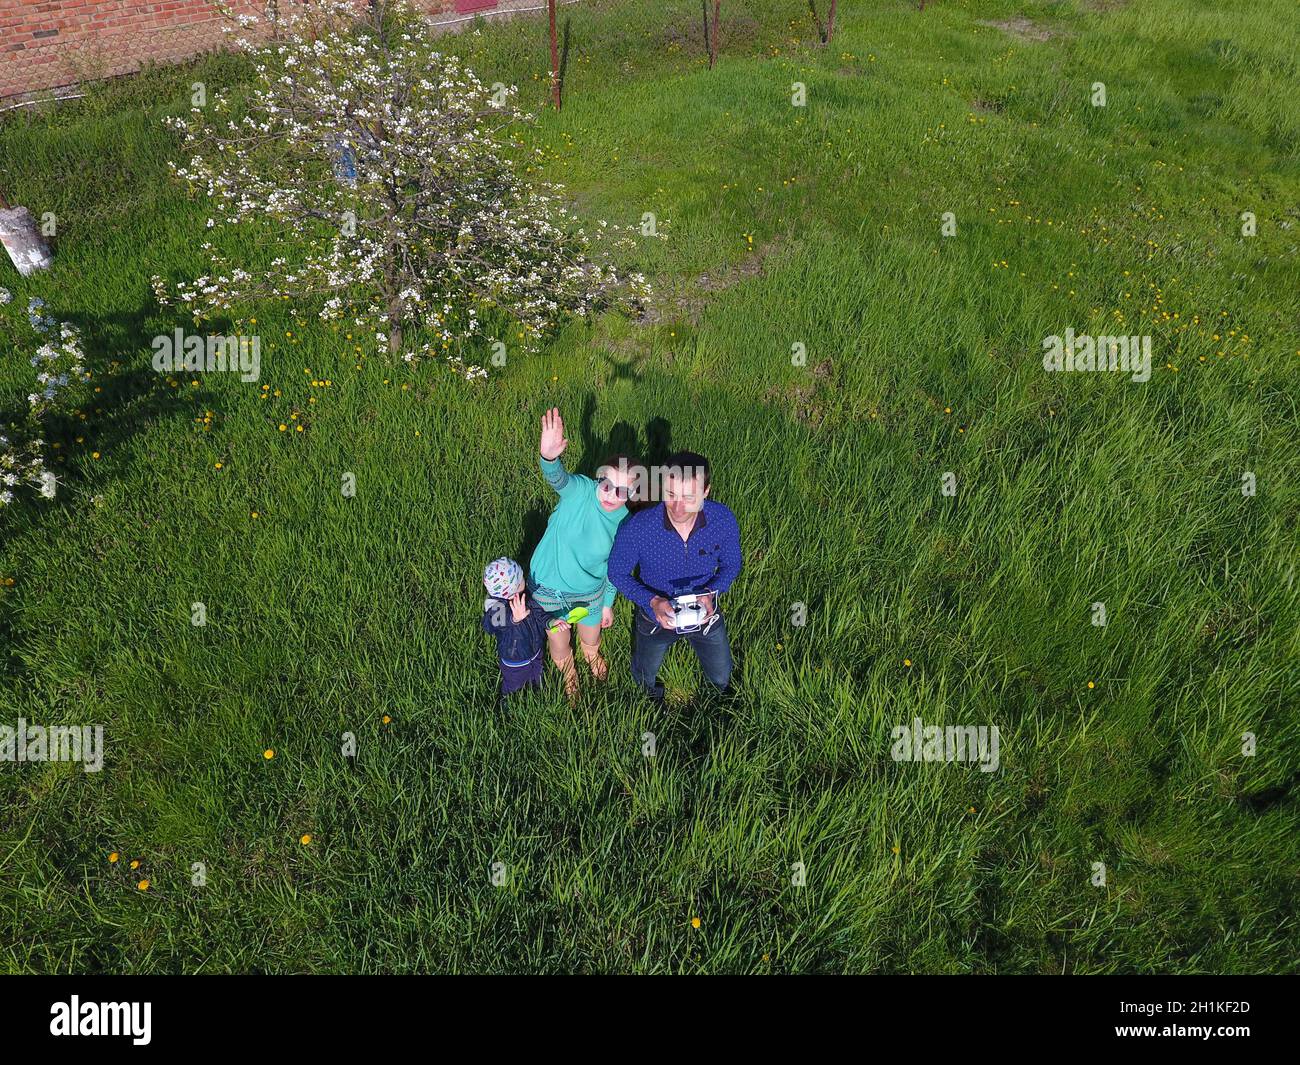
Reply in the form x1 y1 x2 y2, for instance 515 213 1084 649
0 0 1296 973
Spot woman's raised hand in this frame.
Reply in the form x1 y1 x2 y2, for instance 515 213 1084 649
539 407 568 461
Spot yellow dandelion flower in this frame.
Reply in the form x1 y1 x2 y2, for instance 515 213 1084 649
108 852 119 863
137 880 150 891
300 834 312 846
691 917 701 929
263 748 275 759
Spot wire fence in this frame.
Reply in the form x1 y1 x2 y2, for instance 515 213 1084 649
0 0 833 110
0 0 588 106
426 0 583 31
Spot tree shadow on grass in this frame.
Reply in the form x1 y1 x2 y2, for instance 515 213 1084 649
0 299 209 674
1 299 200 516
56 302 229 491
559 18 573 106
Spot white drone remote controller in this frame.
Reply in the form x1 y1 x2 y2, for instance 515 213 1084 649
670 593 709 633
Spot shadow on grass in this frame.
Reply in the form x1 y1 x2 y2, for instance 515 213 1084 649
574 393 673 485
559 18 572 107
1237 770 1300 812
0 298 208 673
515 506 547 573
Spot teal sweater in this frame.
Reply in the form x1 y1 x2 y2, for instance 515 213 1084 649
529 456 628 609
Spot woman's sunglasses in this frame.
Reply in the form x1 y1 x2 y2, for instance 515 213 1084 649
596 477 631 500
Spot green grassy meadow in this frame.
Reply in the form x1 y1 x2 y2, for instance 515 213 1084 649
1 0 1297 972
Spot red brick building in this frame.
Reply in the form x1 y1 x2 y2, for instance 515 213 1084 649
0 1 519 102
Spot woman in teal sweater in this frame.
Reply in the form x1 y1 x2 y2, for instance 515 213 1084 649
531 407 634 698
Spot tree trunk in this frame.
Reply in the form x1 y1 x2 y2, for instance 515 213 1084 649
827 0 837 44
385 278 405 354
0 203 54 277
709 0 721 68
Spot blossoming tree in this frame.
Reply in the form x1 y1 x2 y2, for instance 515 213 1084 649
0 292 87 508
155 0 646 371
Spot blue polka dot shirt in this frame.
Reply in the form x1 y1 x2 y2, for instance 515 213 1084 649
608 500 743 616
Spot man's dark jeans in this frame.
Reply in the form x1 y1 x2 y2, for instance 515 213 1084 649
632 607 733 700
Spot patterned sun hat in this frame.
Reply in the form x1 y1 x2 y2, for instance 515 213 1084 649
482 557 524 599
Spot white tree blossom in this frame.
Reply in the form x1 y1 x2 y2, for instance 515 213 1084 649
1 298 87 508
154 0 647 369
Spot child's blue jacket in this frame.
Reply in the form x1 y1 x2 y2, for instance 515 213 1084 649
482 596 549 665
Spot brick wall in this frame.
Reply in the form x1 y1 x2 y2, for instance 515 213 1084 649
0 1 475 102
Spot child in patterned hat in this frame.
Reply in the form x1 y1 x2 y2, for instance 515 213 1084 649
482 558 565 697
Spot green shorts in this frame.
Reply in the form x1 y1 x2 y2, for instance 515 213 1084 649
528 582 605 627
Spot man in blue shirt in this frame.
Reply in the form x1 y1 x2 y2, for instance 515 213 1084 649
608 451 743 701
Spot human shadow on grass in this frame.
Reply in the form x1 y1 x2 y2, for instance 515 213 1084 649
574 393 636 477
573 394 674 510
515 506 548 574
